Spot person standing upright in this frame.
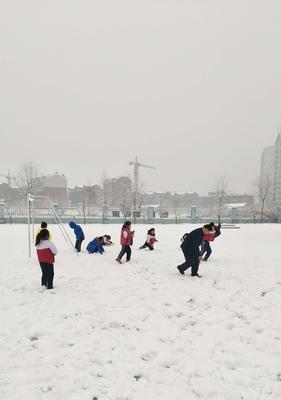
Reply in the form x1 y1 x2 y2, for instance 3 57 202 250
177 224 213 277
35 229 57 289
116 221 134 263
36 221 52 240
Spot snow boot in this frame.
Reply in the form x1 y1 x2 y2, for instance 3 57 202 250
191 273 202 278
177 265 185 275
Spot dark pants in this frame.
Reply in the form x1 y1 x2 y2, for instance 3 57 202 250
140 242 154 250
178 250 200 276
39 262 54 289
117 245 131 261
201 241 212 261
75 239 84 252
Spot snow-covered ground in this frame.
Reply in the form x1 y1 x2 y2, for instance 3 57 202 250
1 223 281 400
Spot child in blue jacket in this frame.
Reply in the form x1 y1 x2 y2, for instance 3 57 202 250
69 221 85 252
86 237 105 254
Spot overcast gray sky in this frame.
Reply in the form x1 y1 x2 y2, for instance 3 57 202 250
0 0 280 194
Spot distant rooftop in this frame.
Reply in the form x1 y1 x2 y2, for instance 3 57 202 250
224 203 247 208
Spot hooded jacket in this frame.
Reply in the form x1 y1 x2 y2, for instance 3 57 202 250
86 238 104 254
69 222 85 240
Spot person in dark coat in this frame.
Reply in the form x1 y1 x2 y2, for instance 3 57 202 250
200 222 221 261
86 236 105 254
69 221 85 252
177 224 213 277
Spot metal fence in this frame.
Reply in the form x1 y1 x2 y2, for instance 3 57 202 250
0 205 276 224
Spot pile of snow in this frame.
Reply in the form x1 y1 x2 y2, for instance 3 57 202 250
1 223 281 400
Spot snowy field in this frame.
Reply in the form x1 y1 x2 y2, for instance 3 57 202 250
1 223 281 400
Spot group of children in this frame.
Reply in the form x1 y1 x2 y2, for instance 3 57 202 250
86 235 113 254
34 220 158 289
68 221 113 254
35 219 221 289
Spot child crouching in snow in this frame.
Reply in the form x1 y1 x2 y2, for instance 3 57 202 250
139 228 158 250
86 236 105 254
35 229 57 289
103 235 113 245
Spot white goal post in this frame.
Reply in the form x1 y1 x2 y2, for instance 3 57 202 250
27 193 76 257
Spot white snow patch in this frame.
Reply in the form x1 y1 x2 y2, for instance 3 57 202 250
0 224 281 400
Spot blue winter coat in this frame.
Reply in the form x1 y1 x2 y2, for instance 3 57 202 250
69 222 85 240
86 238 104 254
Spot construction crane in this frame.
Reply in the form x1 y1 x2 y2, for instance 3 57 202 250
129 157 156 213
129 156 156 193
0 170 16 187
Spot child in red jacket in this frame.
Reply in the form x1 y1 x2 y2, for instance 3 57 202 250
139 228 158 250
200 222 221 261
35 229 57 289
116 221 134 263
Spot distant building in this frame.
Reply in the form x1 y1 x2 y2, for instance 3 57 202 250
143 192 172 207
273 132 281 206
41 173 68 206
0 183 21 204
259 145 274 208
68 184 103 207
143 192 199 208
260 146 274 181
103 176 132 206
195 193 255 209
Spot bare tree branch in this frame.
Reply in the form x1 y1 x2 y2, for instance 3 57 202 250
17 161 43 194
214 176 227 223
254 175 272 223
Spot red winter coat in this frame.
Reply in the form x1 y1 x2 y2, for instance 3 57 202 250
120 226 133 246
203 232 215 242
146 234 157 245
36 240 58 264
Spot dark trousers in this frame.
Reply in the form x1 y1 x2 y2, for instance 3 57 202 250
140 242 154 250
75 239 83 252
39 262 54 289
117 245 131 261
178 250 200 276
201 241 212 260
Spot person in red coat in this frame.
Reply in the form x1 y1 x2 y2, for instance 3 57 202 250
139 228 158 250
116 221 134 263
35 229 57 289
200 222 221 261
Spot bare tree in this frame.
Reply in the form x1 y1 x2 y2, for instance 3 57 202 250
214 176 227 223
137 181 145 218
254 175 271 223
172 193 180 224
101 170 107 204
17 161 43 194
131 179 144 223
120 190 132 219
101 170 108 223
